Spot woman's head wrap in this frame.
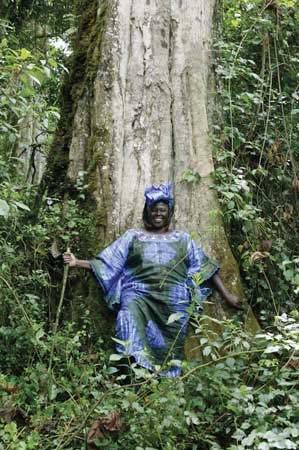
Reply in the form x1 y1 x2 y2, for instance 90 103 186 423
144 182 174 208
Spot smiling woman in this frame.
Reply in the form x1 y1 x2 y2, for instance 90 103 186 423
142 183 175 233
63 183 241 377
147 202 169 229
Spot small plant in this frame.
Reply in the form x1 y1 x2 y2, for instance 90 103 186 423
181 169 201 184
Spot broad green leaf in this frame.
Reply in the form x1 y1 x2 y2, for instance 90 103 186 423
0 199 9 218
167 312 184 324
1 37 8 48
20 48 31 60
13 201 30 211
109 353 124 361
132 367 150 378
106 366 119 374
242 431 257 446
258 443 269 450
28 74 41 86
49 110 60 119
21 85 35 97
43 66 51 78
168 359 182 367
35 328 45 341
111 336 128 345
48 58 58 68
203 346 212 356
226 357 236 367
264 345 281 353
49 383 58 400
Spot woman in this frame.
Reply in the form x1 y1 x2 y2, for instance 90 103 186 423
63 183 240 377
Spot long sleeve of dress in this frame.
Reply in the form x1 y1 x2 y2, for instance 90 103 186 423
186 238 220 309
89 230 134 310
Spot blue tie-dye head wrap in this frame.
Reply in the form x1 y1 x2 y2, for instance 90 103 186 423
144 182 174 209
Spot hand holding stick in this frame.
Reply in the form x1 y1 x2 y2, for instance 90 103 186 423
63 250 91 269
63 249 77 267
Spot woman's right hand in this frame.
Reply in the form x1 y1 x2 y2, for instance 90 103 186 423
63 251 77 267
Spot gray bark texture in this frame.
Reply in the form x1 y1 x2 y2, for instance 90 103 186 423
68 0 217 238
64 0 259 344
18 116 47 184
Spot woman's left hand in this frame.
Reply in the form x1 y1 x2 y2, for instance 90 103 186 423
224 293 243 310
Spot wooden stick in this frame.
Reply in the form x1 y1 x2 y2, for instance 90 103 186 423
47 247 71 398
53 247 70 335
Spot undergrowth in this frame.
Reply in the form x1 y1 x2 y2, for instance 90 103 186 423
0 309 298 449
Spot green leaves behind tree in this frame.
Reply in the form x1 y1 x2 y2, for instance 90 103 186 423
1 0 73 37
0 19 66 155
213 0 299 320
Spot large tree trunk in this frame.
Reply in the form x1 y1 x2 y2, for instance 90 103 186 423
68 0 217 238
44 0 259 352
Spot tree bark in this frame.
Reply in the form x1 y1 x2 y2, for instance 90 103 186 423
45 0 259 351
68 1 219 238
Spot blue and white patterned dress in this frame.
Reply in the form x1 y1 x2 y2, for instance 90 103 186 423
90 230 219 377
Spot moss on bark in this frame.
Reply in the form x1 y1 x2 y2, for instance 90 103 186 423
33 0 110 214
31 0 115 337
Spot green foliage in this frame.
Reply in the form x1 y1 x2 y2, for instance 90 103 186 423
280 256 299 294
0 18 67 169
0 159 93 373
1 0 73 37
181 169 202 184
213 0 299 319
0 314 298 449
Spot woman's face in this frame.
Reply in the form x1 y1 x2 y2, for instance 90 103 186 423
147 202 170 229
